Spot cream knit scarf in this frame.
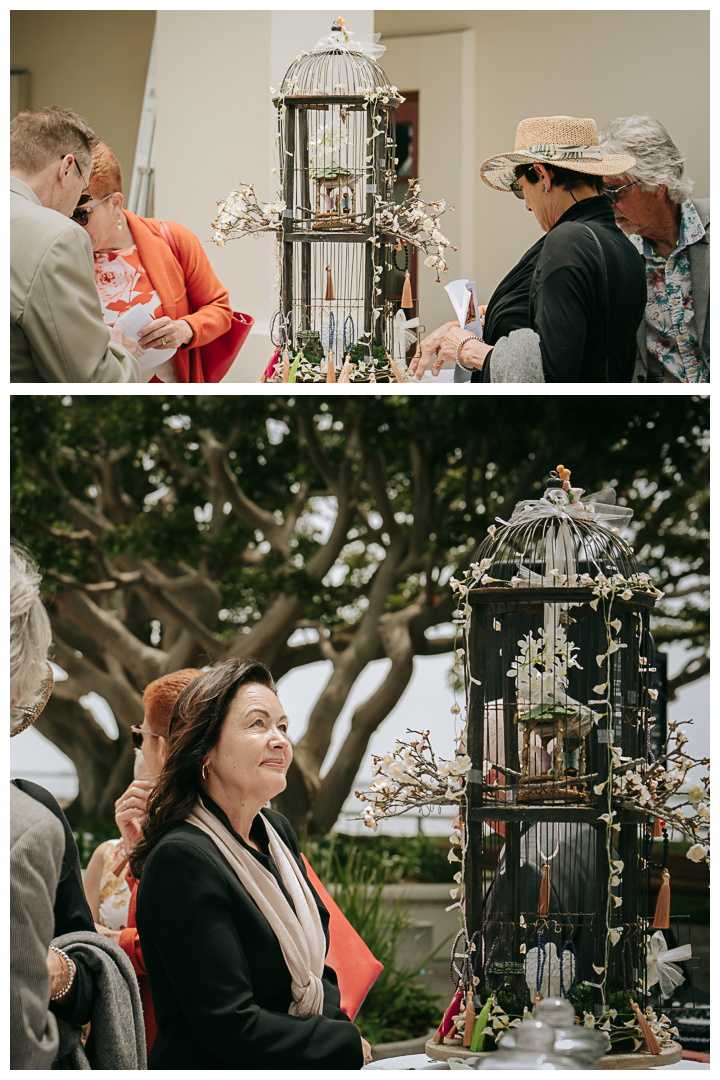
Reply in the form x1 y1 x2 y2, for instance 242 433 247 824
185 800 325 1017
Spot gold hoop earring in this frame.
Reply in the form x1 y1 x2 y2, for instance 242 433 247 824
201 763 209 781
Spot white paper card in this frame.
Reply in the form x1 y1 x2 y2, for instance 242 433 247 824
444 278 483 339
115 304 177 372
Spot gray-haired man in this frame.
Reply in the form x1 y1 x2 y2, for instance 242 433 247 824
10 106 139 383
600 115 709 383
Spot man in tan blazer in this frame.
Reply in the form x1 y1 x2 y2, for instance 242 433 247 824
10 783 65 1069
10 106 140 382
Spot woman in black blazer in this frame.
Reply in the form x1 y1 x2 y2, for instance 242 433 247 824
131 658 368 1070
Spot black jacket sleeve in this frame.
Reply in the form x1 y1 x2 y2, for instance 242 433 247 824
12 780 95 1026
139 835 363 1069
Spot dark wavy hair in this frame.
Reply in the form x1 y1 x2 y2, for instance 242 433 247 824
129 657 276 879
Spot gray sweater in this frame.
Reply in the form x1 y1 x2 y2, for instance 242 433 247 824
50 932 146 1069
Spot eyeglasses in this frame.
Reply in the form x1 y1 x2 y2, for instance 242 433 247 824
510 177 525 201
72 192 113 226
62 154 89 190
130 725 163 750
603 179 640 205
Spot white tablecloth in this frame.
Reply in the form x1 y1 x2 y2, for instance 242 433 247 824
363 1053 710 1070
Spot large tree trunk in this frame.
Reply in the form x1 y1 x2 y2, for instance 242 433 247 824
34 695 135 824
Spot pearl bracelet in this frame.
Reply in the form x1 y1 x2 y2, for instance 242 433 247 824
454 334 477 372
49 946 76 1001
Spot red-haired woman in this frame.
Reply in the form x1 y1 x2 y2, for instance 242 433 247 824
130 658 370 1070
74 142 232 382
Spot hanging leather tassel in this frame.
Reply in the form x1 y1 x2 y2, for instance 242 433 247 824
337 356 352 383
433 988 463 1044
652 868 671 929
401 270 413 309
326 347 336 383
538 860 550 915
630 999 662 1054
470 994 493 1053
386 352 406 383
462 991 476 1046
325 264 335 301
281 347 290 382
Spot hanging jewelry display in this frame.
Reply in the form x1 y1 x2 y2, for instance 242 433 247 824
536 822 561 916
394 239 413 309
326 311 336 383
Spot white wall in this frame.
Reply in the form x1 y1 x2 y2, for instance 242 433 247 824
381 31 476 335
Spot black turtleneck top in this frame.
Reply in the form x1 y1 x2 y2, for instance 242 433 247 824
136 801 363 1070
474 195 646 382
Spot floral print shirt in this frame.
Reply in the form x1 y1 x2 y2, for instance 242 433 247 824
94 246 177 383
629 200 708 383
97 838 132 931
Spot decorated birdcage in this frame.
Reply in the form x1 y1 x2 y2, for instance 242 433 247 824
446 468 694 1064
273 23 401 382
211 18 456 383
356 465 706 1065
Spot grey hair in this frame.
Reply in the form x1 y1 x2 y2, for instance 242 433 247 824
599 115 694 205
10 545 52 726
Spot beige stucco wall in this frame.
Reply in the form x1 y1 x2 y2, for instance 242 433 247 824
376 10 709 303
10 10 155 188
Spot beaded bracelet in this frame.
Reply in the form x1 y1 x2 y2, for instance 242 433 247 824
455 335 477 372
49 946 76 1001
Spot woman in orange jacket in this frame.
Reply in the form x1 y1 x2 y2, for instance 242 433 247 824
73 142 232 382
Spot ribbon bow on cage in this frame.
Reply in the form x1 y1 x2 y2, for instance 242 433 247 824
645 930 692 1001
312 26 386 60
510 486 634 530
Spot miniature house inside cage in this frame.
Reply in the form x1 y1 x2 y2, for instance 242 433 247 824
454 470 694 1057
273 21 402 379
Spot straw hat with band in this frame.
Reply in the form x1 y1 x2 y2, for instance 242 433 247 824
480 116 636 192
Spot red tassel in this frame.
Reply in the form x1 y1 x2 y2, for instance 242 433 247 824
538 860 550 915
463 992 476 1046
434 988 463 1043
325 264 335 301
630 1000 662 1054
652 868 671 929
401 270 413 309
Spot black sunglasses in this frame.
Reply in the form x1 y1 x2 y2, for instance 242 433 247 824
130 725 163 749
72 192 112 226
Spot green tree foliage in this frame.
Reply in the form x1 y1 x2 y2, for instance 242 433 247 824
10 394 708 829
